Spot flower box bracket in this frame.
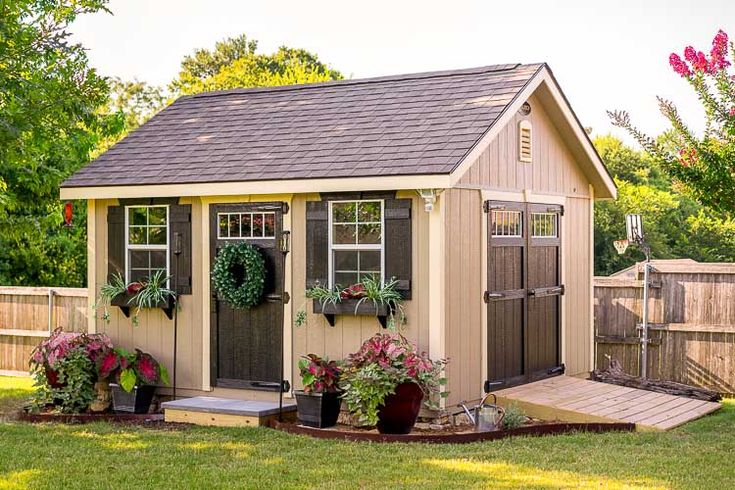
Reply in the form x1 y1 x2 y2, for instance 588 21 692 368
111 294 176 321
311 299 393 328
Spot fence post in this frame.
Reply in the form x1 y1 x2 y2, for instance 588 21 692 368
47 288 56 334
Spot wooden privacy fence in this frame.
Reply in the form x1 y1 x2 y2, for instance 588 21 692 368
595 262 735 395
0 287 89 375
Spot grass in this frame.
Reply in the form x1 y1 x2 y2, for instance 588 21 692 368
0 376 733 489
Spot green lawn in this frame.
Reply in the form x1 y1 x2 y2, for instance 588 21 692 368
0 376 733 489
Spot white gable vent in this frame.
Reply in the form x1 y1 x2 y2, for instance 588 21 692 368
519 120 532 163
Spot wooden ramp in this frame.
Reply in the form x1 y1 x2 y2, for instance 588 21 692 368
494 376 721 431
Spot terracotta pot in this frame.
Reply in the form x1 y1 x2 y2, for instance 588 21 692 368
90 381 111 413
45 367 65 389
377 382 424 434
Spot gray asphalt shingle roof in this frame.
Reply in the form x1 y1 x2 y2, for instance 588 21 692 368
62 63 544 188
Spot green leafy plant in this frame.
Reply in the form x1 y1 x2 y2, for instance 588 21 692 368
28 329 112 414
211 242 266 309
339 333 447 426
95 270 176 326
356 276 406 329
298 354 341 393
502 403 528 430
96 348 169 393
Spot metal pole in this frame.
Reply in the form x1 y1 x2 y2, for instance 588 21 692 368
640 248 650 378
172 232 182 401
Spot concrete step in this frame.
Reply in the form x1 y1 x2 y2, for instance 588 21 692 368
162 396 296 427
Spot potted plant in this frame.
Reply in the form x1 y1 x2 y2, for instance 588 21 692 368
97 348 169 413
340 333 447 434
28 328 112 413
95 270 177 326
293 354 342 428
296 276 406 329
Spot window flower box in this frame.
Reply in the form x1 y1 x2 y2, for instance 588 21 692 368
110 293 176 320
312 298 393 328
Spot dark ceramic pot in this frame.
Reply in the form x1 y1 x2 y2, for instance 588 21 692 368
110 383 156 414
45 367 65 389
295 391 342 428
377 382 424 434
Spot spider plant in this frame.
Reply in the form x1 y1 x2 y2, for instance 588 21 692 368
355 276 406 330
94 273 128 323
127 270 176 326
295 283 343 327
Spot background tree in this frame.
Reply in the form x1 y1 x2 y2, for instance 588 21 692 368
170 34 343 95
0 0 120 286
593 135 735 275
610 29 735 215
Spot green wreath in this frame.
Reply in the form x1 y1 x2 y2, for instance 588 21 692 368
212 242 266 309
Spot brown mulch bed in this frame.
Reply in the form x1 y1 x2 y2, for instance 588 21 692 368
269 420 635 444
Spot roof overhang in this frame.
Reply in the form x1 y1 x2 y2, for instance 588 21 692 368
449 65 617 200
59 174 452 200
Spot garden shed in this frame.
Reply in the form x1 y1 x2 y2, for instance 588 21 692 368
60 63 616 406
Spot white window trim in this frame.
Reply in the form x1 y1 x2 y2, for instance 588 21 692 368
124 204 170 287
531 212 558 238
216 211 276 239
327 199 385 288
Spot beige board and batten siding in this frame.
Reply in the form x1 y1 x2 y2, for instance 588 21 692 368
92 198 204 391
444 93 594 405
290 191 430 390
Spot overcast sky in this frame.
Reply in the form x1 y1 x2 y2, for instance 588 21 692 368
70 0 733 144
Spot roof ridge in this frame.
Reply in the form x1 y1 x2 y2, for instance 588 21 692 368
183 62 540 100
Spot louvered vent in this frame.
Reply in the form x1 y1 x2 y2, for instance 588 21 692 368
519 120 532 163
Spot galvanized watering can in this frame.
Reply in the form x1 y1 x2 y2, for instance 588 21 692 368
458 393 506 432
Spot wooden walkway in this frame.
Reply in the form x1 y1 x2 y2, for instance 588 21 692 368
494 375 721 431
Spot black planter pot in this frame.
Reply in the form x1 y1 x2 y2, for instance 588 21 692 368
294 390 341 428
110 383 156 414
377 382 424 434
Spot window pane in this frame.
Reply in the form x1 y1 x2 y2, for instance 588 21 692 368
130 269 149 283
150 251 167 268
359 251 381 271
218 214 229 237
130 250 149 268
148 226 166 245
252 213 263 237
240 214 252 237
491 210 522 237
148 207 166 225
358 223 381 244
332 202 356 223
129 208 147 226
334 272 359 287
229 214 240 237
531 213 557 238
334 250 358 271
263 213 275 237
358 272 380 283
358 201 381 222
333 224 356 244
129 226 146 244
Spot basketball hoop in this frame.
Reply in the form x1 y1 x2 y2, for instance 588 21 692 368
613 239 629 255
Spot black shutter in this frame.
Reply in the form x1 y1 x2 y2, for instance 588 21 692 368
170 204 192 295
305 200 329 287
107 206 125 282
384 198 412 299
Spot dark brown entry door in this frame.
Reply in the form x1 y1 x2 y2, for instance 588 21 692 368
210 202 287 390
484 201 564 391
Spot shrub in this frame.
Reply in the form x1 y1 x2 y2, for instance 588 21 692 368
502 403 528 430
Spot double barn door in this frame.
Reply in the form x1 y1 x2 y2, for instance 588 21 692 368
485 201 564 391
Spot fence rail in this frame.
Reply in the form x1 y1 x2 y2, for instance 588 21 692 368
0 286 89 375
595 263 735 395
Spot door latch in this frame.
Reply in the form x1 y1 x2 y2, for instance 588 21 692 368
483 291 505 303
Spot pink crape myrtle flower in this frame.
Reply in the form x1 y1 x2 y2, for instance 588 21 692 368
709 30 731 72
669 54 691 77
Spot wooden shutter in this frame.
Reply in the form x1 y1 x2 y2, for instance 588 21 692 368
384 198 412 299
305 200 329 287
107 206 125 282
169 204 192 295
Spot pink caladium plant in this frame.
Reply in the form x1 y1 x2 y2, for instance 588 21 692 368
29 328 112 371
101 348 169 392
298 354 341 393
